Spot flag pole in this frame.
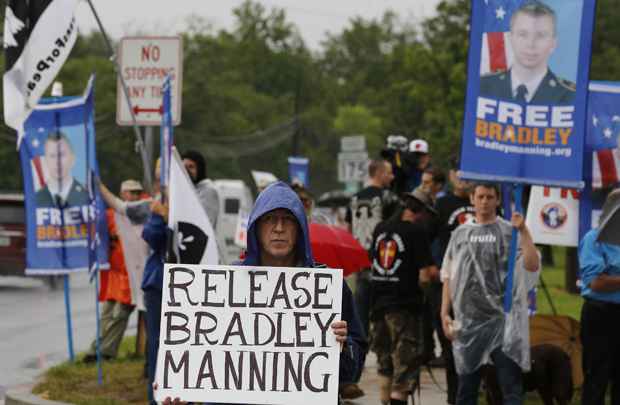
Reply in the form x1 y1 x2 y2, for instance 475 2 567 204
82 77 104 385
51 82 76 361
84 0 153 192
503 184 523 313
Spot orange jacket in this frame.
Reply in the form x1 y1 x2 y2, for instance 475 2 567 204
99 209 133 305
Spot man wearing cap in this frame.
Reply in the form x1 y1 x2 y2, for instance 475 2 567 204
84 179 149 362
369 189 436 405
405 139 431 192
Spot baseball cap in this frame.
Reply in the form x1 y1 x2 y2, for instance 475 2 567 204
386 134 409 151
402 187 438 216
409 139 429 154
120 179 143 192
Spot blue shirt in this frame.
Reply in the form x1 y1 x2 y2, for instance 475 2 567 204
578 229 620 304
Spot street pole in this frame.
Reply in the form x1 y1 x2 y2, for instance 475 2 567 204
85 0 153 192
144 126 155 171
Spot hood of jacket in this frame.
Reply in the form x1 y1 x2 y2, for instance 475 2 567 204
242 181 313 267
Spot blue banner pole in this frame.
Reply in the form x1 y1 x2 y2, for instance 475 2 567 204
63 275 75 361
503 184 523 313
94 265 103 385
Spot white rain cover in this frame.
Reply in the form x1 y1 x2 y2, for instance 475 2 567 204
442 217 540 374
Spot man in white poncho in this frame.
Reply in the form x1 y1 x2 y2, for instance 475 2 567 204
440 183 540 405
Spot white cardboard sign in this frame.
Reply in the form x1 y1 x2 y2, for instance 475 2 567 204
155 264 343 405
116 36 183 126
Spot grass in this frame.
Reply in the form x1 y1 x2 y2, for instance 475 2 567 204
32 336 148 405
535 246 583 320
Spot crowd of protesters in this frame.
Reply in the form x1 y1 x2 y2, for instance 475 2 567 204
86 132 620 405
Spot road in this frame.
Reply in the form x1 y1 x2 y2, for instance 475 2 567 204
0 273 137 401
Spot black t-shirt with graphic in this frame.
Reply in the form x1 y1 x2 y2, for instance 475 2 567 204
369 219 434 319
435 192 476 264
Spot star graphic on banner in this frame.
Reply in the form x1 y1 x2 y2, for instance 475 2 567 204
31 138 40 148
604 127 613 138
592 114 599 127
496 6 506 20
613 115 620 122
37 127 45 133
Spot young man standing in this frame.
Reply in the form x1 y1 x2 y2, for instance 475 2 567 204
441 183 540 405
369 194 435 405
344 159 397 399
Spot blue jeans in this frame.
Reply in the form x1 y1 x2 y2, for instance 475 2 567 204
351 268 370 383
144 289 162 405
457 348 523 405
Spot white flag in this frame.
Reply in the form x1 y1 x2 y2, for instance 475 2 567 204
168 149 219 265
3 0 80 145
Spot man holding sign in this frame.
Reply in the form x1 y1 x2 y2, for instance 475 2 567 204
159 181 365 405
440 183 540 405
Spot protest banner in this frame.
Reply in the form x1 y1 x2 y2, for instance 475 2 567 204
3 0 80 145
460 0 597 188
18 76 109 274
234 211 249 249
160 75 174 189
526 187 581 246
288 156 310 187
154 264 343 405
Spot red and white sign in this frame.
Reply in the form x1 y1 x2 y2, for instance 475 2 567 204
116 36 183 126
524 186 605 247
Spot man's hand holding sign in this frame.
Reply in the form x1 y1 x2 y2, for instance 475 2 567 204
156 182 365 405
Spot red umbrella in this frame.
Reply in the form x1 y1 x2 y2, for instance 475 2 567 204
309 222 371 276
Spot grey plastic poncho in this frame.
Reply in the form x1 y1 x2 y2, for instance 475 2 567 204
441 217 540 375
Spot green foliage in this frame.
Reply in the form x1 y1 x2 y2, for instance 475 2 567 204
0 0 618 193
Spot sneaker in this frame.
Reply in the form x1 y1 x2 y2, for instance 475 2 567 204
339 383 365 399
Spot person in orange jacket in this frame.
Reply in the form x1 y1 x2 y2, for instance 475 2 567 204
84 180 149 362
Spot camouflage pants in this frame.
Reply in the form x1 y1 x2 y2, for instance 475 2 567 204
370 310 424 392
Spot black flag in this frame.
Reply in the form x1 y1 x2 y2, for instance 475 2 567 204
3 0 79 144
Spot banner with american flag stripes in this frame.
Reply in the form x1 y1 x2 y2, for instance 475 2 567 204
460 0 597 188
18 77 109 275
588 82 620 189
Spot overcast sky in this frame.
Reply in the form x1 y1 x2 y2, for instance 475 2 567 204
77 0 442 49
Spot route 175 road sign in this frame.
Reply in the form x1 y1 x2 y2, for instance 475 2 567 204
116 36 183 126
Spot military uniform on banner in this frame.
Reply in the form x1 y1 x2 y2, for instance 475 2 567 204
479 69 576 104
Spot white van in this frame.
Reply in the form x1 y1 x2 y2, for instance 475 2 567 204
213 180 254 264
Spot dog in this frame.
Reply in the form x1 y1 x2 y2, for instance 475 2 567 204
482 344 574 405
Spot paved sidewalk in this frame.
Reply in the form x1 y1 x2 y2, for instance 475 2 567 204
345 353 450 405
